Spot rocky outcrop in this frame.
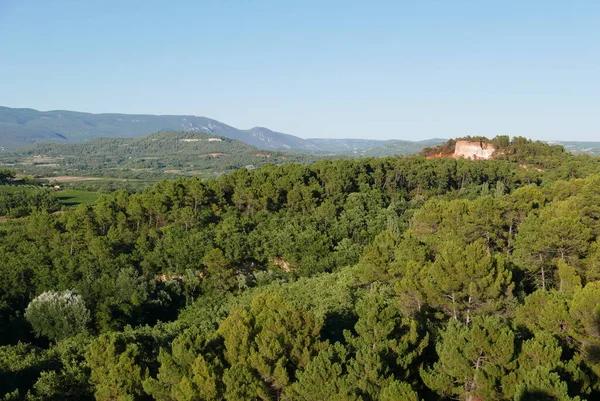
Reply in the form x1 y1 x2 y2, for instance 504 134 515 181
453 141 495 160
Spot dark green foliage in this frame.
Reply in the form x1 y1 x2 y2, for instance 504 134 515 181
0 343 58 399
0 187 61 217
343 286 428 399
421 316 516 401
0 169 16 183
1 138 600 400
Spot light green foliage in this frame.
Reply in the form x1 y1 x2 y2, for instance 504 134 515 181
25 290 90 342
514 291 594 395
333 190 387 246
557 259 583 294
286 343 359 401
257 270 357 337
514 367 582 401
570 282 600 377
177 292 233 337
582 241 600 282
85 332 152 401
379 381 420 401
389 234 431 315
515 290 572 338
218 292 323 400
410 197 506 252
355 230 400 284
571 282 600 341
143 327 223 401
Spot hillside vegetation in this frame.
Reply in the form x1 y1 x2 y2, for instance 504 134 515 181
0 171 100 218
0 131 325 181
2 137 600 400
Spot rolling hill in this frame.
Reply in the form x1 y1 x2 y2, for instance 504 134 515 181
0 131 324 180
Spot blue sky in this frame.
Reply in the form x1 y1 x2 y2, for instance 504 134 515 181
0 0 598 141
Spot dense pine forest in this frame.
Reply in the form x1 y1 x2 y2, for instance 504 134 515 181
2 136 600 400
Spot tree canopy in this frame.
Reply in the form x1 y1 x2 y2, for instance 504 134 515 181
2 137 600 400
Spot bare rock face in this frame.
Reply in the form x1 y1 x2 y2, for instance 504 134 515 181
453 141 495 160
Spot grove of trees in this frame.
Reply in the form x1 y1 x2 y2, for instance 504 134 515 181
1 137 600 400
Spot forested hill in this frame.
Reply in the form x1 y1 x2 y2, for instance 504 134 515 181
16 131 259 157
1 131 325 179
2 136 600 400
420 135 583 167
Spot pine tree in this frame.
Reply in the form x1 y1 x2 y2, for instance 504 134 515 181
86 333 148 401
217 292 323 400
142 327 224 401
285 343 359 401
424 240 514 323
344 287 428 400
421 316 515 401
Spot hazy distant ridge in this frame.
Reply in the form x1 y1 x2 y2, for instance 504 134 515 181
0 106 436 154
2 106 597 156
0 106 310 151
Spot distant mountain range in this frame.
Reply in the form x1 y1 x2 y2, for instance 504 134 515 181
0 106 442 154
0 106 310 151
547 141 600 156
1 106 598 156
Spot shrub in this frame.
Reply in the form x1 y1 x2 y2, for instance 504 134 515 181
25 290 90 341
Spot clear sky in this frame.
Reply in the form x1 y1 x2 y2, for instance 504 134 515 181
0 0 598 141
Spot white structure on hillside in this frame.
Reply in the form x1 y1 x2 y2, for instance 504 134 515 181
454 141 495 160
